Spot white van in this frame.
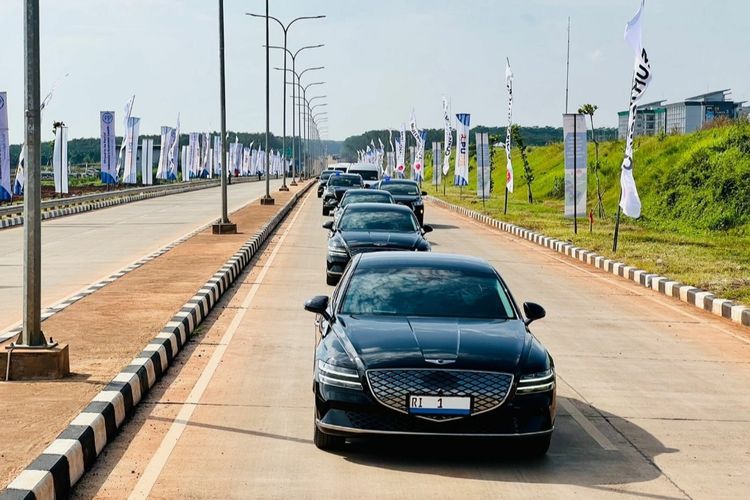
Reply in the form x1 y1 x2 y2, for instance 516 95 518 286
346 163 380 188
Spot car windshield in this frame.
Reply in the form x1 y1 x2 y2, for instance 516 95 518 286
341 193 392 207
328 176 362 187
339 210 417 232
340 266 516 319
349 170 379 180
380 183 419 195
320 171 333 181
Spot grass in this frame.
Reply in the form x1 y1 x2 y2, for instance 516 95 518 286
423 121 750 303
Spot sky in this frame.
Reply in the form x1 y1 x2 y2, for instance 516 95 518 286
1 0 748 144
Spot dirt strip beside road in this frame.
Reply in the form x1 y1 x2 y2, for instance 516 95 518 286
0 183 307 488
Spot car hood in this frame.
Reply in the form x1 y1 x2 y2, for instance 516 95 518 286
340 231 421 250
339 315 526 372
390 195 420 204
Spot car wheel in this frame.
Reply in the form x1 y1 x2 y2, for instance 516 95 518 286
317 192 322 198
314 423 346 451
326 273 339 286
417 215 424 226
322 206 329 216
520 434 551 457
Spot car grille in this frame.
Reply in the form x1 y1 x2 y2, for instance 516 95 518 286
366 369 513 421
348 246 406 256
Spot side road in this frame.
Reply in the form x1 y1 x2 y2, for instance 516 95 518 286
0 182 309 491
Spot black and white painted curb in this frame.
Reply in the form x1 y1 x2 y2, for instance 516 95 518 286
428 197 750 329
0 182 313 500
0 178 257 231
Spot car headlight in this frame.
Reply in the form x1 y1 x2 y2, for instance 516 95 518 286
327 237 348 256
413 199 424 207
317 360 363 390
516 368 555 395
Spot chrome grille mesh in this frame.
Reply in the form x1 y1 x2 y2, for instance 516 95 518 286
366 369 513 421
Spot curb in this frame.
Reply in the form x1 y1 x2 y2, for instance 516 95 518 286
0 182 314 500
428 196 750 329
0 178 258 231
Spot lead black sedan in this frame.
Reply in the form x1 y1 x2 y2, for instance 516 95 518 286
323 203 432 285
373 178 427 226
304 252 555 454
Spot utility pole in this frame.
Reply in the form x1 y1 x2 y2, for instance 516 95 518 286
260 0 274 205
213 0 237 234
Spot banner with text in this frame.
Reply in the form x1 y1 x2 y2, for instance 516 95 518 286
0 92 10 201
100 111 116 184
476 132 491 199
454 113 470 186
563 113 588 218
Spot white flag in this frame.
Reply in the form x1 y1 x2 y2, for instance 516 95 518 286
620 0 652 218
0 92 10 201
505 58 514 193
53 125 69 194
168 114 180 181
454 113 470 186
123 117 140 184
442 97 453 176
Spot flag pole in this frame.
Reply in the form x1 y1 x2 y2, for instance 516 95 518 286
504 187 508 214
573 113 578 234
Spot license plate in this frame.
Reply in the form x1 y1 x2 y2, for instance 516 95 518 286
408 395 471 416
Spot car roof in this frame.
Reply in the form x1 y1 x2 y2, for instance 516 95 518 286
348 163 380 169
379 178 418 186
329 173 361 179
356 252 496 274
343 189 392 197
343 202 413 214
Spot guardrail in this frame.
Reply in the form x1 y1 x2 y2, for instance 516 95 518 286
0 177 261 229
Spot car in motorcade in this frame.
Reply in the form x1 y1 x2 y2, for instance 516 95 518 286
373 178 427 226
322 203 432 285
322 173 363 216
317 169 336 198
346 163 381 188
328 163 350 172
332 189 395 226
304 252 555 454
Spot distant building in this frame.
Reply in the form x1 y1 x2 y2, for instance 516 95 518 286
618 89 745 139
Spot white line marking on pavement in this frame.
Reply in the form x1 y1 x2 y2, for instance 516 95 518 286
128 191 312 500
557 398 618 451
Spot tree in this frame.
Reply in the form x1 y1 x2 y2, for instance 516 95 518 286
578 104 605 218
511 125 534 203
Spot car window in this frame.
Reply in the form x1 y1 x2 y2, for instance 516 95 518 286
349 170 379 180
379 183 419 195
340 267 516 319
328 176 362 187
320 171 333 180
341 193 392 207
339 210 418 232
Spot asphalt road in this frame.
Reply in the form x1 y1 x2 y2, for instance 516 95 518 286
0 179 282 334
74 190 750 499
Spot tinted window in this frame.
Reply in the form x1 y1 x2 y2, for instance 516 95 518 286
379 183 419 195
340 267 515 319
339 210 418 232
341 193 392 207
349 170 379 180
328 175 362 187
320 171 333 180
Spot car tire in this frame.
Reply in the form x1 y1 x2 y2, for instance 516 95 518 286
322 207 329 216
326 273 339 286
314 424 345 451
417 214 424 227
521 434 551 457
317 192 322 198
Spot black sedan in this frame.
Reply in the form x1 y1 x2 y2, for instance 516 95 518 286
317 170 335 198
322 173 363 216
332 189 395 225
374 178 427 226
323 203 431 285
304 252 555 454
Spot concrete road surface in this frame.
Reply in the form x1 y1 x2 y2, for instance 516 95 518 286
0 179 281 333
74 191 750 499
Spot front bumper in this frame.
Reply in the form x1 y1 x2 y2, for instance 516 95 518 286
315 381 555 438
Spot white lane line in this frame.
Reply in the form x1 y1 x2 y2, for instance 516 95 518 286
128 191 312 500
557 398 618 451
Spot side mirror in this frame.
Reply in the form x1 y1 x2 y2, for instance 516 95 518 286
421 191 428 196
422 224 433 234
322 221 334 230
304 295 332 322
523 302 546 326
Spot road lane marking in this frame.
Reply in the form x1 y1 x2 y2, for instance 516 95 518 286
557 398 618 451
128 191 312 500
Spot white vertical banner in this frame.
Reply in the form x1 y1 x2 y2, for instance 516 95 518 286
409 146 415 179
181 145 189 182
505 58 514 193
141 138 153 185
99 111 116 184
619 0 652 218
454 113 470 186
117 95 136 182
214 136 222 176
563 113 588 218
123 117 140 184
156 126 170 180
53 125 69 194
0 92 10 201
396 125 406 176
432 141 442 187
188 133 199 179
442 97 453 176
413 131 426 182
168 114 180 181
201 132 211 177
476 132 491 199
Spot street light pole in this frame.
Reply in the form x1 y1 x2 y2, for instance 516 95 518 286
260 0 274 205
21 0 44 347
212 0 237 234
